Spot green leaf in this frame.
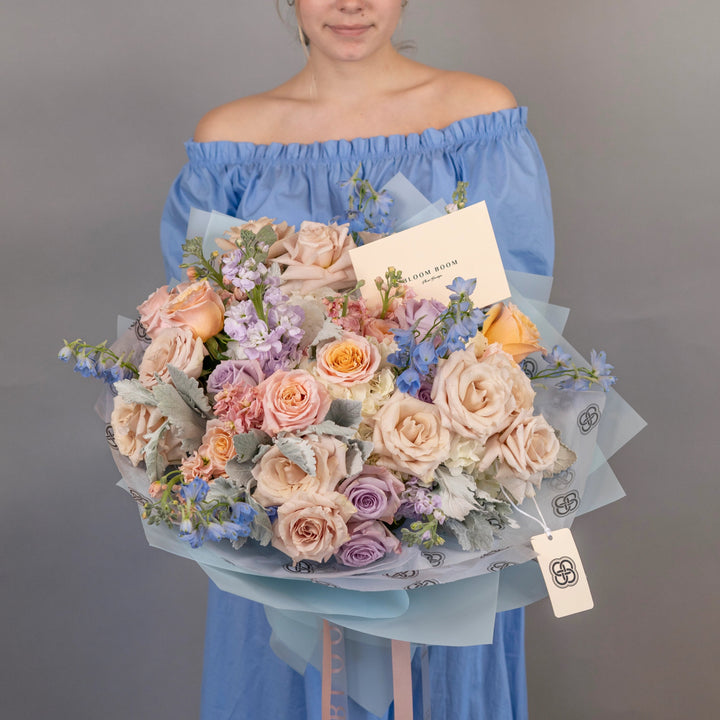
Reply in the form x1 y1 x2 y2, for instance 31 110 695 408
445 513 495 552
246 494 273 546
168 365 213 417
325 399 363 429
115 379 157 407
275 435 316 476
152 381 205 453
255 224 278 248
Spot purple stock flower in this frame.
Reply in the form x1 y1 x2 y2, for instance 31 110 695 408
335 520 401 568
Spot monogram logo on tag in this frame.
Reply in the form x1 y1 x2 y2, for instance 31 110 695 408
577 403 601 434
521 357 538 378
105 424 117 449
488 561 515 572
422 551 445 568
284 560 315 574
552 490 580 517
549 556 579 588
405 579 439 589
549 468 575 491
128 488 149 506
132 317 151 344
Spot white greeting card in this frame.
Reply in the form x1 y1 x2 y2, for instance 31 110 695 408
348 202 510 308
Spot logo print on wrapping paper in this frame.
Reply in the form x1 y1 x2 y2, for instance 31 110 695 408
549 557 579 588
405 579 439 589
549 468 576 491
284 560 316 574
132 317 151 345
552 490 580 517
105 424 117 449
488 561 515 572
128 488 149 506
577 403 601 435
521 357 538 379
422 551 446 568
386 570 419 580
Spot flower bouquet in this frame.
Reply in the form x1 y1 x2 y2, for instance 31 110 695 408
60 174 643 715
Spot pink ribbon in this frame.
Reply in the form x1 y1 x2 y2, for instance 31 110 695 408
321 621 414 720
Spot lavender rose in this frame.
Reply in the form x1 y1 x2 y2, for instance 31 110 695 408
206 359 265 397
395 296 446 338
335 520 401 567
338 465 404 522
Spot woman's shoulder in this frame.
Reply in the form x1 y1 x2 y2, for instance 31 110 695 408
193 93 286 143
428 69 518 122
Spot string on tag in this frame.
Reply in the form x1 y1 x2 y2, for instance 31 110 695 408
501 487 553 538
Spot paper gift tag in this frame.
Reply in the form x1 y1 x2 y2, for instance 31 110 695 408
531 528 594 618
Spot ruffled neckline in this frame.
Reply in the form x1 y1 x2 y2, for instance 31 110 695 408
185 106 528 166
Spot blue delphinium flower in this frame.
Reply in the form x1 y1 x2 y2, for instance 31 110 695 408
447 277 476 300
180 478 209 503
412 340 438 375
543 345 572 368
396 367 421 396
590 349 616 390
179 523 206 549
73 354 98 378
58 345 73 362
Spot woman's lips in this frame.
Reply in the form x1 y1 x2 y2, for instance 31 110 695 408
327 24 373 37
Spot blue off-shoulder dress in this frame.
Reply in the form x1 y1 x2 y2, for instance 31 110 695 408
160 106 554 720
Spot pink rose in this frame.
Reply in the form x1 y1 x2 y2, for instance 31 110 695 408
252 435 348 507
335 520 401 567
137 284 177 338
362 316 400 342
161 279 225 341
316 332 381 387
431 348 532 444
198 419 237 477
138 327 205 388
338 465 404 522
273 221 357 293
258 369 331 435
272 490 356 564
372 391 450 479
110 396 183 467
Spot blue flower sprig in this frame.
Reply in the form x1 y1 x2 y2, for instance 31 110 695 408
530 346 617 391
387 277 486 396
58 338 138 383
340 164 394 237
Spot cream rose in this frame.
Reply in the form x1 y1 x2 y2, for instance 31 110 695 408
161 279 225 341
316 332 381 387
252 435 348 507
272 490 356 564
110 396 183 467
431 348 532 443
272 221 357 293
372 391 450 479
486 412 560 502
138 327 205 388
482 302 544 362
258 369 331 435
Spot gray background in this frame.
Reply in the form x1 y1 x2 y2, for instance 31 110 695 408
2 1 717 718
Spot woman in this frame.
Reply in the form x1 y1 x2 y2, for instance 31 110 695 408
161 1 554 717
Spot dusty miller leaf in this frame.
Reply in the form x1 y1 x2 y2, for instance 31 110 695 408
301 420 358 439
152 381 205 453
233 433 261 463
246 494 273 547
168 365 213 417
445 513 495 552
309 318 344 347
143 420 170 484
115 379 157 407
325 399 363 429
348 439 374 463
345 446 365 477
224 458 256 490
255 224 278 247
275 435 317 476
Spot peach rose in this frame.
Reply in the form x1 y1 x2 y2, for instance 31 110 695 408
486 412 560 501
431 348 532 443
138 327 205 388
258 369 331 435
137 284 174 338
272 221 357 293
372 391 450 479
110 396 183 467
316 332 381 387
198 419 237 477
272 490 356 564
482 302 544 362
161 279 225 341
252 435 348 507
